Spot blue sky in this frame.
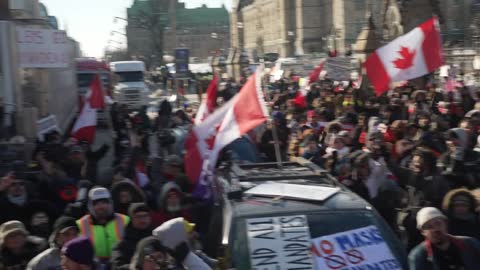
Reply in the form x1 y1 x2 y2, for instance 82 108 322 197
41 0 231 57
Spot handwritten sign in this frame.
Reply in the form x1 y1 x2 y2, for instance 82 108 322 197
246 215 315 270
16 28 69 68
325 58 353 81
311 225 401 270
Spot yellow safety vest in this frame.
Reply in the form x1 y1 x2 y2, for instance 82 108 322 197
77 214 130 259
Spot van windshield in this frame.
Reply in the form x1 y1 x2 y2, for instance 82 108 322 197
230 210 407 270
115 71 144 83
77 73 95 87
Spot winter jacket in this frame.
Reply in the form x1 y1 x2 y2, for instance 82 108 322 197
448 217 480 240
0 236 47 270
111 223 153 270
151 182 191 227
409 236 480 270
111 180 146 215
26 247 61 270
85 144 110 182
0 197 58 233
442 188 480 240
437 128 477 188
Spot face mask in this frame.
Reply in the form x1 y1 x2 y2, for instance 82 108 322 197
166 204 181 213
8 193 27 206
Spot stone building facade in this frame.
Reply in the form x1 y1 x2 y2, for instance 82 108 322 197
127 0 229 65
231 0 385 58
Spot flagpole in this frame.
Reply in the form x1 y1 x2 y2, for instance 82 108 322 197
259 61 283 168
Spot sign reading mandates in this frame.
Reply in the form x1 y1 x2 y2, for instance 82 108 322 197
311 225 401 270
246 215 315 270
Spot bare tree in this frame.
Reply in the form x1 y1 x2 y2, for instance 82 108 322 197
129 0 168 67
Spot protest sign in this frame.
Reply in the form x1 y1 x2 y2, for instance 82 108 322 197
311 225 401 270
325 57 353 81
246 215 315 270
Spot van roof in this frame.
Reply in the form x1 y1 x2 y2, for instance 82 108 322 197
232 186 370 218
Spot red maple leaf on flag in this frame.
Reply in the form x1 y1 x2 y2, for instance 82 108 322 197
392 46 416 70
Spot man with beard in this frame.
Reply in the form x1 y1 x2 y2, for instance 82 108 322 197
409 207 480 269
151 182 191 227
76 188 129 266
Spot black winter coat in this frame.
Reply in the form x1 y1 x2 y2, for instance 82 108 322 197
110 223 153 270
0 237 47 269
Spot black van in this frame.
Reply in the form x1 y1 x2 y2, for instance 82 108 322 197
206 158 408 270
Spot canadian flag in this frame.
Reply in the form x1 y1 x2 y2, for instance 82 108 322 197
72 75 105 144
185 67 268 198
294 62 325 108
365 17 443 96
308 61 325 85
194 75 218 125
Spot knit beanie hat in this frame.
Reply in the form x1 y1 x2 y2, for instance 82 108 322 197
128 202 150 217
62 237 94 266
416 207 447 229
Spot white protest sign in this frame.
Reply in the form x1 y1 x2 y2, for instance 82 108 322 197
325 57 353 81
311 225 401 270
245 183 340 202
36 115 60 141
16 28 69 68
246 215 315 270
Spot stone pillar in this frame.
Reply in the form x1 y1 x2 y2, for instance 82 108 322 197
332 0 345 54
230 9 239 50
294 0 305 55
278 0 287 57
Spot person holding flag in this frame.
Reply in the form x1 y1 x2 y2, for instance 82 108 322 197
71 75 106 144
184 66 269 199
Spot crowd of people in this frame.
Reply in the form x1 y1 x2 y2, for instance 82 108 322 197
1 67 480 269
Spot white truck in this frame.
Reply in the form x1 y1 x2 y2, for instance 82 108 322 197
110 61 149 110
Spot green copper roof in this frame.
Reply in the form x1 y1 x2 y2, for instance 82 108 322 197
128 0 229 26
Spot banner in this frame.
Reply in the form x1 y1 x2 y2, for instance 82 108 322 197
311 225 401 270
17 28 69 68
246 215 315 270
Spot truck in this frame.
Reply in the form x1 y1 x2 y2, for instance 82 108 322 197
75 58 112 124
110 61 149 110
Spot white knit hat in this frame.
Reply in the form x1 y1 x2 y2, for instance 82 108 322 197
416 207 447 229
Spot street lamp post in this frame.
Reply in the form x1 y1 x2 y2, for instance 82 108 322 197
113 17 128 23
108 40 123 45
111 30 127 36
